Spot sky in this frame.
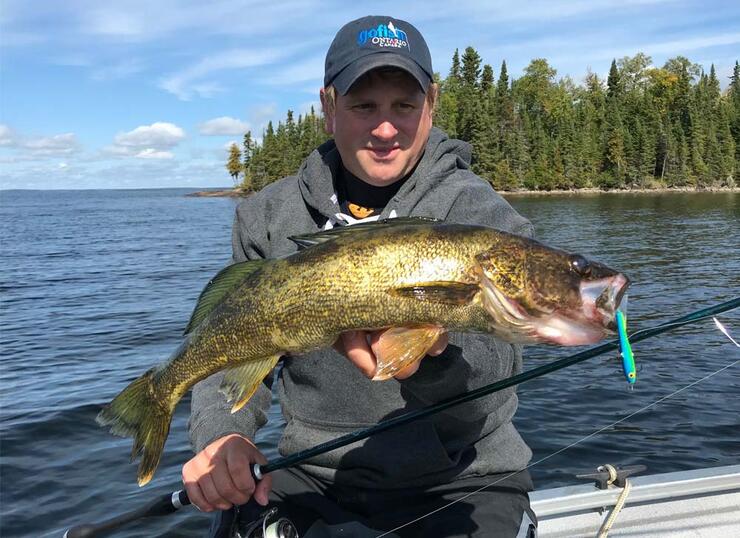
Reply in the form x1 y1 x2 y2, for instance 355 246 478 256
1 0 739 190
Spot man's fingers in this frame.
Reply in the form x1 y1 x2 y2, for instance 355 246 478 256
225 444 255 493
199 473 231 511
339 329 446 379
254 474 273 506
340 331 377 378
182 477 213 512
211 458 250 506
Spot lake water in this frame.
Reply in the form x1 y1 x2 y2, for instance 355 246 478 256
1 189 738 537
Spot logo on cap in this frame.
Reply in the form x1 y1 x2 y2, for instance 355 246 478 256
357 21 409 50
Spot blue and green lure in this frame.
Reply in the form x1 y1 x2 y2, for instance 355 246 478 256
616 310 636 385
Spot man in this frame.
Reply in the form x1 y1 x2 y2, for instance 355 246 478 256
185 15 537 537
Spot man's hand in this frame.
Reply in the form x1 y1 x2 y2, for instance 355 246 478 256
336 329 448 379
182 434 272 512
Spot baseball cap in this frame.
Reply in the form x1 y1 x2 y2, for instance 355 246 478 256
324 16 433 95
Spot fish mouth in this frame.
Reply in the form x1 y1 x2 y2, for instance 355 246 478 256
480 273 630 346
539 273 630 346
580 273 630 332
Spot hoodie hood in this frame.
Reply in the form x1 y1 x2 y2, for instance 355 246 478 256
297 127 472 224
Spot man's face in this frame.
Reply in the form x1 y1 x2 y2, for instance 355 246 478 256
322 70 434 187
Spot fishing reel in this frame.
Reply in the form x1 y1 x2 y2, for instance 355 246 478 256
234 506 299 538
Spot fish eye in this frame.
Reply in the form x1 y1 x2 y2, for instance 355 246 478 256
569 254 592 277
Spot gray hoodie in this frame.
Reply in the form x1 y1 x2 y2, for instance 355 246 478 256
189 128 534 489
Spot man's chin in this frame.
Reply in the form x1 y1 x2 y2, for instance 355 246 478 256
356 164 408 187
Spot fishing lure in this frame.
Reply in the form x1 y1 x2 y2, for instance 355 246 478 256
616 310 636 385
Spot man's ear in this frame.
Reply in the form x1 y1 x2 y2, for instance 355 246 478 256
320 88 335 135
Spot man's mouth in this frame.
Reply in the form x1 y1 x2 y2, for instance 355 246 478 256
368 147 400 159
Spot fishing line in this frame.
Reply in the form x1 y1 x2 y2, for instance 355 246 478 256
376 321 740 537
63 300 739 537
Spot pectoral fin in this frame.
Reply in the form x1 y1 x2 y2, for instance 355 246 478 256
373 325 446 381
219 355 280 412
390 281 479 305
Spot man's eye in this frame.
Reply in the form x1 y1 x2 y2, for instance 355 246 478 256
353 104 374 110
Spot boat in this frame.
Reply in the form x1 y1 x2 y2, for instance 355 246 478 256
530 464 740 537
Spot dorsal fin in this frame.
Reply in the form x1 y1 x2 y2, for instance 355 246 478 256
289 217 441 249
184 260 268 334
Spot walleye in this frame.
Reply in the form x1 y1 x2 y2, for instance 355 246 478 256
98 218 629 486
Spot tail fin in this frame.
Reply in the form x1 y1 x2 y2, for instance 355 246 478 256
96 368 172 486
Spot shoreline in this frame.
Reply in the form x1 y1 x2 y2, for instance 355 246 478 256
188 186 739 198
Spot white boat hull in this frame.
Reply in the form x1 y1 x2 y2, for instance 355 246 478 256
530 464 740 537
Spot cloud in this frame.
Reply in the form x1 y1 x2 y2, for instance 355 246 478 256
159 48 285 100
0 125 18 146
547 32 740 72
23 133 80 155
249 103 279 128
135 148 174 159
0 125 80 156
263 54 325 87
91 58 146 81
0 30 45 47
413 0 679 24
52 53 93 67
298 101 322 116
199 116 250 136
106 122 185 158
113 122 185 148
86 8 144 38
635 32 740 56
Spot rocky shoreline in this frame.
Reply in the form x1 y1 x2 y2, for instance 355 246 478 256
188 186 739 198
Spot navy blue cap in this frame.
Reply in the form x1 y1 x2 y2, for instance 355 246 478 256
324 16 433 95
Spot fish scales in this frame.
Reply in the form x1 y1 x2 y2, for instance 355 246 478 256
97 220 629 485
147 226 490 412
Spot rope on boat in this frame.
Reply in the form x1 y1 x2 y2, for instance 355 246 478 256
63 299 740 538
596 464 632 538
377 343 740 537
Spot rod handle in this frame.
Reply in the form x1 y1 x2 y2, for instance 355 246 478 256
63 490 189 538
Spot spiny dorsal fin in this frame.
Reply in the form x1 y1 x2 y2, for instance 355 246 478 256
389 281 479 305
184 260 268 334
289 217 441 249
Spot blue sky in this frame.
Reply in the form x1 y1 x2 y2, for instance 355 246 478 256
1 1 738 190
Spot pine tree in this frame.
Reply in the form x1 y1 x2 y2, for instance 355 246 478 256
460 47 482 87
728 61 740 177
449 49 462 87
494 61 514 162
481 64 494 95
457 47 483 141
607 59 622 99
241 131 254 190
434 72 458 137
229 48 736 193
226 143 242 185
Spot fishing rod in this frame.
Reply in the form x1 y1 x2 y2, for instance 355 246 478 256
64 297 739 537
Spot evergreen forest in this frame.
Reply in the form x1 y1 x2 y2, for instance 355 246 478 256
226 50 740 192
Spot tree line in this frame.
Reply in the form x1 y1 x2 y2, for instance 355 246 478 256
227 51 740 191
227 107 330 191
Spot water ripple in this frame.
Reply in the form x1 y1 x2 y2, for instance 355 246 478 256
1 189 738 536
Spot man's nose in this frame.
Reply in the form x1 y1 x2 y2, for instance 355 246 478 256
371 120 398 141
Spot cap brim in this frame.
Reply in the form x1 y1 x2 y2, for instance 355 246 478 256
331 53 431 95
